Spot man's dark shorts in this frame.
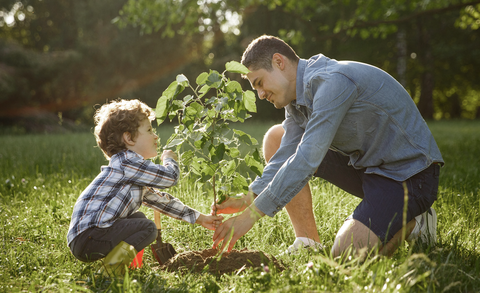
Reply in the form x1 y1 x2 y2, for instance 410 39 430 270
315 149 440 243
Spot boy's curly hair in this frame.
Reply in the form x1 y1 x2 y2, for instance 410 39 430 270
94 99 155 159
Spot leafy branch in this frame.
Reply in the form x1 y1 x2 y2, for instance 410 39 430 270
155 61 264 214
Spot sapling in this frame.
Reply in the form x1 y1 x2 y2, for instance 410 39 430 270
155 61 264 215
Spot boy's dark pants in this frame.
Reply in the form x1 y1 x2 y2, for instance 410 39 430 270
70 211 157 262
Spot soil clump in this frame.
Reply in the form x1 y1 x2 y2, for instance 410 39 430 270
159 248 284 275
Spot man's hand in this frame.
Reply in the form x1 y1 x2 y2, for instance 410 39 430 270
211 192 255 215
212 203 265 252
196 214 224 231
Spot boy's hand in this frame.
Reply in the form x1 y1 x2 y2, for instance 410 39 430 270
196 214 224 230
211 192 255 215
161 150 177 161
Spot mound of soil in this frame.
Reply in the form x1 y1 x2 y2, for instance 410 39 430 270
159 248 284 275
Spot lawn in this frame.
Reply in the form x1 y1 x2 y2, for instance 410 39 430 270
0 120 479 292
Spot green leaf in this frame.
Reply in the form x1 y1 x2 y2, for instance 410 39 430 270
155 95 169 124
252 148 262 162
194 135 207 149
226 81 242 93
183 101 203 125
228 147 240 158
183 95 193 103
243 90 257 113
221 160 236 177
232 173 249 193
165 138 184 149
201 163 215 180
176 74 189 87
210 143 225 164
199 84 210 94
217 193 227 204
245 150 264 177
233 101 247 122
225 61 250 75
196 72 208 85
162 80 179 99
190 160 202 176
233 129 257 145
180 150 194 166
206 71 223 88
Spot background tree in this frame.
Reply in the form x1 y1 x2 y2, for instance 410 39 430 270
0 0 203 127
117 0 480 119
1 0 479 129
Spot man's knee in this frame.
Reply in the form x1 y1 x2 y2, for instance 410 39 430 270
331 219 381 259
263 124 284 162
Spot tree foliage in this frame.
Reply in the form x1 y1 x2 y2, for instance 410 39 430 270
1 0 479 125
117 0 480 119
156 61 263 206
0 0 202 123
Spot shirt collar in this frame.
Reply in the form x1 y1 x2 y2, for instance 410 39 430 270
294 58 307 107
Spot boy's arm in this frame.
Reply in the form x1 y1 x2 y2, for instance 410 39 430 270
123 153 180 189
142 187 200 224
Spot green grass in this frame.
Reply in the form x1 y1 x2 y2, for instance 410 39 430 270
0 120 479 292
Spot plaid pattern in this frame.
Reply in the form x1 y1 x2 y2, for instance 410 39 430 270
67 150 200 246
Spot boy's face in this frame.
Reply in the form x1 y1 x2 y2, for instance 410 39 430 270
128 119 158 159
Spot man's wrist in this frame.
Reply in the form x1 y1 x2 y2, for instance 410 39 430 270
246 202 265 222
244 191 256 205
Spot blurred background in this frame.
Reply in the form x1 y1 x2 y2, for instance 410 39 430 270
0 0 479 133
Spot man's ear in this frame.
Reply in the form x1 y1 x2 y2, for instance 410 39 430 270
272 53 285 70
123 132 135 146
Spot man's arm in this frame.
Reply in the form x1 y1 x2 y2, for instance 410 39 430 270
254 73 357 217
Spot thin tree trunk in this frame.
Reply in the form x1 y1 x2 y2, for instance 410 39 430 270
396 27 407 88
416 20 435 119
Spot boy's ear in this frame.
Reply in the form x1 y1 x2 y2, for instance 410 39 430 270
123 132 135 146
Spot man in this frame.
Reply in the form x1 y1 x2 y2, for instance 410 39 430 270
212 35 443 258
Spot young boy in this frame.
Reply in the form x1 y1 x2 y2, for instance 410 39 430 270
67 99 223 276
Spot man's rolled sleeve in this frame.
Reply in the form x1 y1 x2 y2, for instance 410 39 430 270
249 178 267 196
253 189 284 217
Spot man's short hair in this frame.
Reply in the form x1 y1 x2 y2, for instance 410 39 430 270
241 35 299 72
94 99 154 159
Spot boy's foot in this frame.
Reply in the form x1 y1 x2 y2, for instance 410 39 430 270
287 238 324 254
408 207 437 246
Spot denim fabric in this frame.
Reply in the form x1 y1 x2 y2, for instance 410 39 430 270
70 211 157 262
315 149 439 242
251 55 443 217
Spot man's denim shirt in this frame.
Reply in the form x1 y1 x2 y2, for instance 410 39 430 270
251 54 444 217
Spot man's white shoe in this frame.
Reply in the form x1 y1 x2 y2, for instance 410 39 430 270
287 238 324 254
407 207 437 246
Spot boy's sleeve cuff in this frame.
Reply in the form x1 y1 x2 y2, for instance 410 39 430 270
186 209 201 225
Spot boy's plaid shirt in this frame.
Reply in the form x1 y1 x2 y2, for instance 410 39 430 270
67 150 200 246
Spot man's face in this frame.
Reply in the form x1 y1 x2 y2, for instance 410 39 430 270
247 65 295 109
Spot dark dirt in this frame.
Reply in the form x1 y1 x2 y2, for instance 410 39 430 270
158 248 285 275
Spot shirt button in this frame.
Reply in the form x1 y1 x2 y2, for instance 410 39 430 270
272 211 277 215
